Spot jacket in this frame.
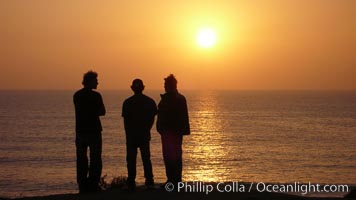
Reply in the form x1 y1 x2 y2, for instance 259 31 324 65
156 90 190 135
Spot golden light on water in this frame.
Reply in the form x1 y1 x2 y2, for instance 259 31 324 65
184 92 232 182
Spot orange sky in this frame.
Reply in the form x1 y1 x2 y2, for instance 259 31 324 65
1 0 355 90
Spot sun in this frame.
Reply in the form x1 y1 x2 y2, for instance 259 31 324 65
197 28 217 48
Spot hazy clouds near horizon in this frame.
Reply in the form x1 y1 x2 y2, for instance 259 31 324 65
1 0 355 90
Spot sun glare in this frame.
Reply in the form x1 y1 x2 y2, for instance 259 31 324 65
197 28 217 48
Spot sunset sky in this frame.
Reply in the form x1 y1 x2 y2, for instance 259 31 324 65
1 0 355 90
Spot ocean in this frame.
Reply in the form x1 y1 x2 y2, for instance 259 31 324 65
0 90 355 198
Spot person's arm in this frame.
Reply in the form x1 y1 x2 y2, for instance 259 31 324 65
156 97 163 134
147 99 157 130
180 96 190 135
122 100 129 133
98 94 106 116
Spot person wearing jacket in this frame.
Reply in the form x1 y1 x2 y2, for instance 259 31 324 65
156 74 190 185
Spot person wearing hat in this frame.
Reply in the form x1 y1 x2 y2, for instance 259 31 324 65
122 79 157 190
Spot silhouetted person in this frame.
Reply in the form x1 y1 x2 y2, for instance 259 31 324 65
122 79 157 190
73 71 106 193
157 74 190 185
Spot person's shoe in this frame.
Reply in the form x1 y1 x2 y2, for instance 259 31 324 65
78 182 90 194
145 179 155 190
128 184 136 191
122 184 136 193
125 179 136 192
79 188 90 194
92 185 102 192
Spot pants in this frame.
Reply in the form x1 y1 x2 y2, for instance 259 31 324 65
76 133 102 191
161 132 183 183
126 140 154 183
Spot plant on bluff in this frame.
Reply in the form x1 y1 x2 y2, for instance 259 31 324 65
99 175 127 190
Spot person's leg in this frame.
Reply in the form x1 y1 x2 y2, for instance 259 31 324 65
88 134 102 191
76 136 89 193
161 133 183 184
174 135 183 183
140 141 154 186
161 132 176 183
126 142 137 189
161 133 169 182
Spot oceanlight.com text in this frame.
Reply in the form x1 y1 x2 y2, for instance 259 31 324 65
255 182 349 195
165 182 349 195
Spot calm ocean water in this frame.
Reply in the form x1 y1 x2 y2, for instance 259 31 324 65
0 90 355 198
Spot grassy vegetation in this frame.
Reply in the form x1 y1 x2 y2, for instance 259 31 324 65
99 175 127 190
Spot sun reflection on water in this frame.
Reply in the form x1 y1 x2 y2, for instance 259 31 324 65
184 92 232 182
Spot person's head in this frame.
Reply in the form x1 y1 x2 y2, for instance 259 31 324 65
131 79 144 94
164 74 177 93
82 71 98 89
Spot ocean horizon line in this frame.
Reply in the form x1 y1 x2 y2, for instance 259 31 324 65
0 89 355 92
